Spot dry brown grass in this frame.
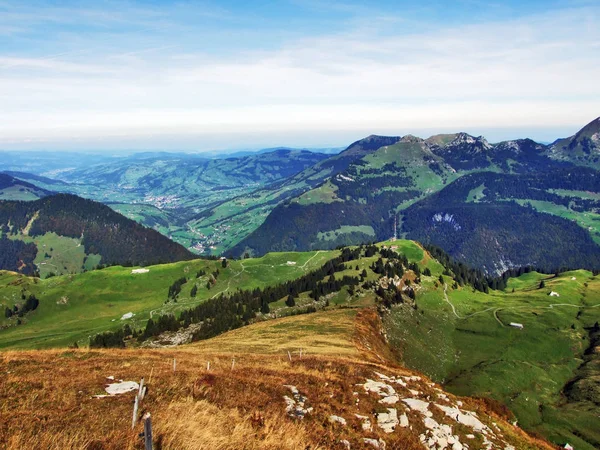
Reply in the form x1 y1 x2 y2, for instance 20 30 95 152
0 308 555 450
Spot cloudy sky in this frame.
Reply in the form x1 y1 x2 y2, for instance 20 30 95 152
1 0 599 152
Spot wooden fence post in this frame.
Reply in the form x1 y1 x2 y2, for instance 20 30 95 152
132 395 140 429
173 358 176 372
143 413 153 450
207 361 210 371
287 351 292 362
231 357 235 370
138 378 145 401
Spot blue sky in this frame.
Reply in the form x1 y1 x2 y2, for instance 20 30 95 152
0 0 599 152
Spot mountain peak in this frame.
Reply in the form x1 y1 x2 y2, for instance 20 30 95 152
343 135 401 154
437 133 492 152
399 134 424 144
575 116 600 140
547 116 600 166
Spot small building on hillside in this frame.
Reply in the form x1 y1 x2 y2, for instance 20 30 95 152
510 322 524 330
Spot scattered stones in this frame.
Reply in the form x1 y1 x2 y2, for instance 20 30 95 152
402 398 432 416
363 438 386 449
363 379 396 397
339 439 351 449
283 385 312 419
377 408 399 433
379 394 399 405
435 404 487 432
355 414 373 431
329 415 347 426
403 375 422 382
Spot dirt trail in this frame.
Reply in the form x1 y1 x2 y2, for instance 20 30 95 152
443 283 600 326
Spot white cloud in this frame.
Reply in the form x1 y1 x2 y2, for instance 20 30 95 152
0 3 598 149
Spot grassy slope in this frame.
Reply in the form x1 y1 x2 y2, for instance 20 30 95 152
386 263 600 449
0 238 596 448
0 185 45 201
0 250 337 349
0 307 551 450
512 199 600 245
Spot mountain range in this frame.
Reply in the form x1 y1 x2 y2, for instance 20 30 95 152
2 117 599 275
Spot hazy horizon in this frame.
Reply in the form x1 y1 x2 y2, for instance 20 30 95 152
1 0 598 152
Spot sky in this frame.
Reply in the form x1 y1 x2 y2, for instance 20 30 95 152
0 0 599 152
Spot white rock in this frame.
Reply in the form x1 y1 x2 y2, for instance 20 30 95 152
377 408 399 433
329 415 347 426
436 404 487 432
363 438 386 449
374 371 392 381
379 395 400 405
105 381 139 395
120 312 135 320
402 398 430 414
423 417 439 430
364 379 396 396
399 413 409 427
355 414 373 431
131 268 149 274
339 440 351 449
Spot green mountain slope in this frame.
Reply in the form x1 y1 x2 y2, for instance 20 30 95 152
232 119 600 274
0 194 194 277
185 135 401 253
0 173 51 201
10 150 329 252
547 117 600 167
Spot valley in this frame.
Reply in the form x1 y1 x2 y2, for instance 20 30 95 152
3 118 599 275
3 2 598 449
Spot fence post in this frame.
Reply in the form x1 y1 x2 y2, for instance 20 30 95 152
231 358 235 370
138 378 145 401
132 395 139 429
287 351 292 362
207 361 210 371
143 413 153 450
173 358 176 372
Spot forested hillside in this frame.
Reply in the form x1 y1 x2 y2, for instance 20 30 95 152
0 194 194 275
232 119 600 274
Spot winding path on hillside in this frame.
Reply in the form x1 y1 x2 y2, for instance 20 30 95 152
301 250 323 269
443 283 600 326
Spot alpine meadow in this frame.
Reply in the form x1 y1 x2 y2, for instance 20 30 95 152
1 1 599 450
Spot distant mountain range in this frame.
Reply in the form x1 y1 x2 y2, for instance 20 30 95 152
2 117 599 274
231 117 600 273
